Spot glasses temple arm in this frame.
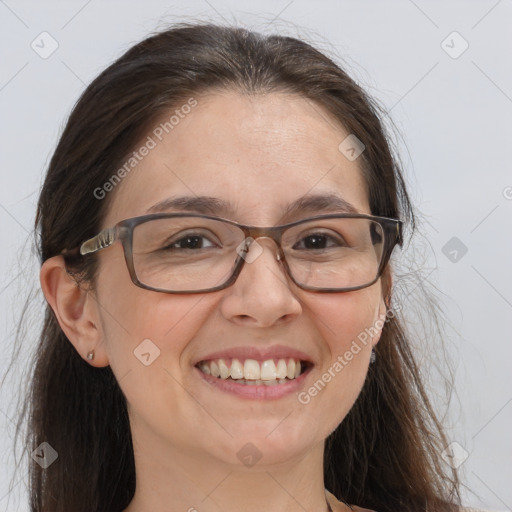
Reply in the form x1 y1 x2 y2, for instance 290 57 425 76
395 220 404 246
80 227 117 255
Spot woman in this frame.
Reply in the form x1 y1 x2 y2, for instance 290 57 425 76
28 23 463 511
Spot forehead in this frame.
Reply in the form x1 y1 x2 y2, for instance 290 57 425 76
103 91 370 227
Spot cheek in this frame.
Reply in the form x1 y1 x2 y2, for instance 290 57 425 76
95 281 219 435
300 287 382 424
98 285 212 370
94 253 215 397
308 287 383 356
95 246 210 354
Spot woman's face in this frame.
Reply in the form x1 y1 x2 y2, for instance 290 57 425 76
93 91 387 469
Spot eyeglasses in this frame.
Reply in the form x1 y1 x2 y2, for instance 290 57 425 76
74 213 403 294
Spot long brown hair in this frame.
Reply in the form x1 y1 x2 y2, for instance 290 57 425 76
16 23 460 511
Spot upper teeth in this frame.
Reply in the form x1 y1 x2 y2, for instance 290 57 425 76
197 358 302 381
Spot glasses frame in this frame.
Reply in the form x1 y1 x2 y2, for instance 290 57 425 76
71 212 403 294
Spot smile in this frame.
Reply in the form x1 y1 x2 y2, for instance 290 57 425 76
194 357 314 400
196 357 312 384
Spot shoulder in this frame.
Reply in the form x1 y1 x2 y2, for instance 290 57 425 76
349 506 491 512
325 491 491 512
459 508 493 512
325 490 376 512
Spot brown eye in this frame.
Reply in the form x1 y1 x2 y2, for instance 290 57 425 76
293 231 346 251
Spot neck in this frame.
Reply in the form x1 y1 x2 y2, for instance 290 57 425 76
123 428 332 512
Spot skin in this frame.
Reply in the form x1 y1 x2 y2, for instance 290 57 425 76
41 91 386 512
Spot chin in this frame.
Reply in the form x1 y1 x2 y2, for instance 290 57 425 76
208 425 318 468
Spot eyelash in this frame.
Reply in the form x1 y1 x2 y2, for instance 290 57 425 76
162 231 346 251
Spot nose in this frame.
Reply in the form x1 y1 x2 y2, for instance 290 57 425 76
219 237 302 327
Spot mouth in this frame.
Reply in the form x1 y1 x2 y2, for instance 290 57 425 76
194 357 314 386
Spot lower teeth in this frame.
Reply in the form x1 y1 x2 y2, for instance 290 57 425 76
227 377 291 386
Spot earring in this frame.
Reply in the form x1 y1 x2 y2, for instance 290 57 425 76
369 348 376 364
86 350 95 361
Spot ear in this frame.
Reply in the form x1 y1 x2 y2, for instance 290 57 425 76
373 269 393 348
380 264 393 311
40 256 110 367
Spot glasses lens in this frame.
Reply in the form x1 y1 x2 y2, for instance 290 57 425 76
132 217 244 291
282 217 384 290
131 216 386 292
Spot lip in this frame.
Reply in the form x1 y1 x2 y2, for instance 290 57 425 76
192 344 315 366
194 364 313 400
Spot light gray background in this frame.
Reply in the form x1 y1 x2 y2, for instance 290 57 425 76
1 1 511 511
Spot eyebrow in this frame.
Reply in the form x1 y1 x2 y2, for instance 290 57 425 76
145 193 360 220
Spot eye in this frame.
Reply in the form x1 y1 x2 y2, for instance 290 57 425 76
161 230 220 251
293 231 346 250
